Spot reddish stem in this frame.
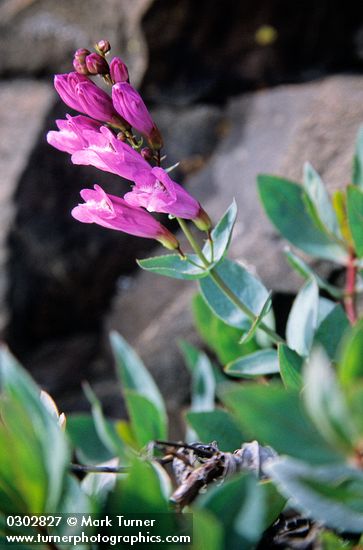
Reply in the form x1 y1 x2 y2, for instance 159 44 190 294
344 247 357 324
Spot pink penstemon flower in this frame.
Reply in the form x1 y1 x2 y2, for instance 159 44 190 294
54 72 127 128
46 115 102 154
112 82 163 149
72 184 179 250
71 126 152 182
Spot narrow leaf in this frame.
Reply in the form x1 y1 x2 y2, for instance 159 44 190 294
137 253 207 279
225 349 279 378
347 185 363 257
203 200 237 263
199 259 269 329
258 174 347 262
286 278 319 356
278 344 303 391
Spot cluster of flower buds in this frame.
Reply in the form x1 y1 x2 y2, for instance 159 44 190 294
47 40 211 249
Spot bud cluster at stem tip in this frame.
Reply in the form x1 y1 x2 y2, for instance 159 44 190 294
48 39 212 250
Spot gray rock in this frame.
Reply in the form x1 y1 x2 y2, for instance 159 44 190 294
0 79 54 332
0 0 152 84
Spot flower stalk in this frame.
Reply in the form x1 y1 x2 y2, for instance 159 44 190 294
176 218 285 345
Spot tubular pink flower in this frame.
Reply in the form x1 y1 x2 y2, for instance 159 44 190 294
110 57 129 83
112 82 163 149
46 115 102 154
54 72 125 127
71 126 151 181
72 185 179 249
124 166 201 219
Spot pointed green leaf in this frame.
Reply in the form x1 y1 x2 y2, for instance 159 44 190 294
352 126 363 188
137 253 207 279
258 174 347 262
286 278 319 356
278 344 303 391
199 259 269 329
186 409 245 451
179 341 215 412
110 332 166 418
303 162 340 237
267 458 363 533
225 349 279 378
339 319 363 386
123 391 167 446
314 304 349 360
110 332 167 446
192 293 258 364
83 382 127 459
203 200 237 263
66 413 114 465
347 185 363 257
221 384 344 464
304 348 358 452
239 292 272 344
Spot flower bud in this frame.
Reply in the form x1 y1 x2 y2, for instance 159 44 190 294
85 53 109 75
74 48 90 61
112 82 163 150
96 40 111 55
110 57 129 83
141 147 153 161
73 48 91 75
192 207 212 231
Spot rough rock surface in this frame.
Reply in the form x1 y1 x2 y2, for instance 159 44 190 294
0 80 54 332
0 0 152 85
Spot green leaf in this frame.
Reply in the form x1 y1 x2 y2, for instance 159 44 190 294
179 341 215 412
110 332 167 428
319 531 354 550
304 348 358 453
66 413 114 464
278 344 303 391
192 293 258 364
83 382 127 459
199 473 284 548
199 259 269 329
225 349 279 378
123 391 167 446
192 510 224 550
347 185 363 257
137 253 207 279
286 278 319 356
303 162 340 237
239 292 272 344
106 457 169 514
186 409 245 451
258 174 347 262
314 305 349 360
284 248 342 298
0 348 70 514
352 126 363 188
203 200 237 263
339 319 363 386
267 458 363 533
221 384 344 464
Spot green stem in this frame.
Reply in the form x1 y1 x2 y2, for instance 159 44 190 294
176 218 284 345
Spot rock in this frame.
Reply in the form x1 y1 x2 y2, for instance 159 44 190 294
0 0 152 84
0 79 54 332
107 76 363 418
